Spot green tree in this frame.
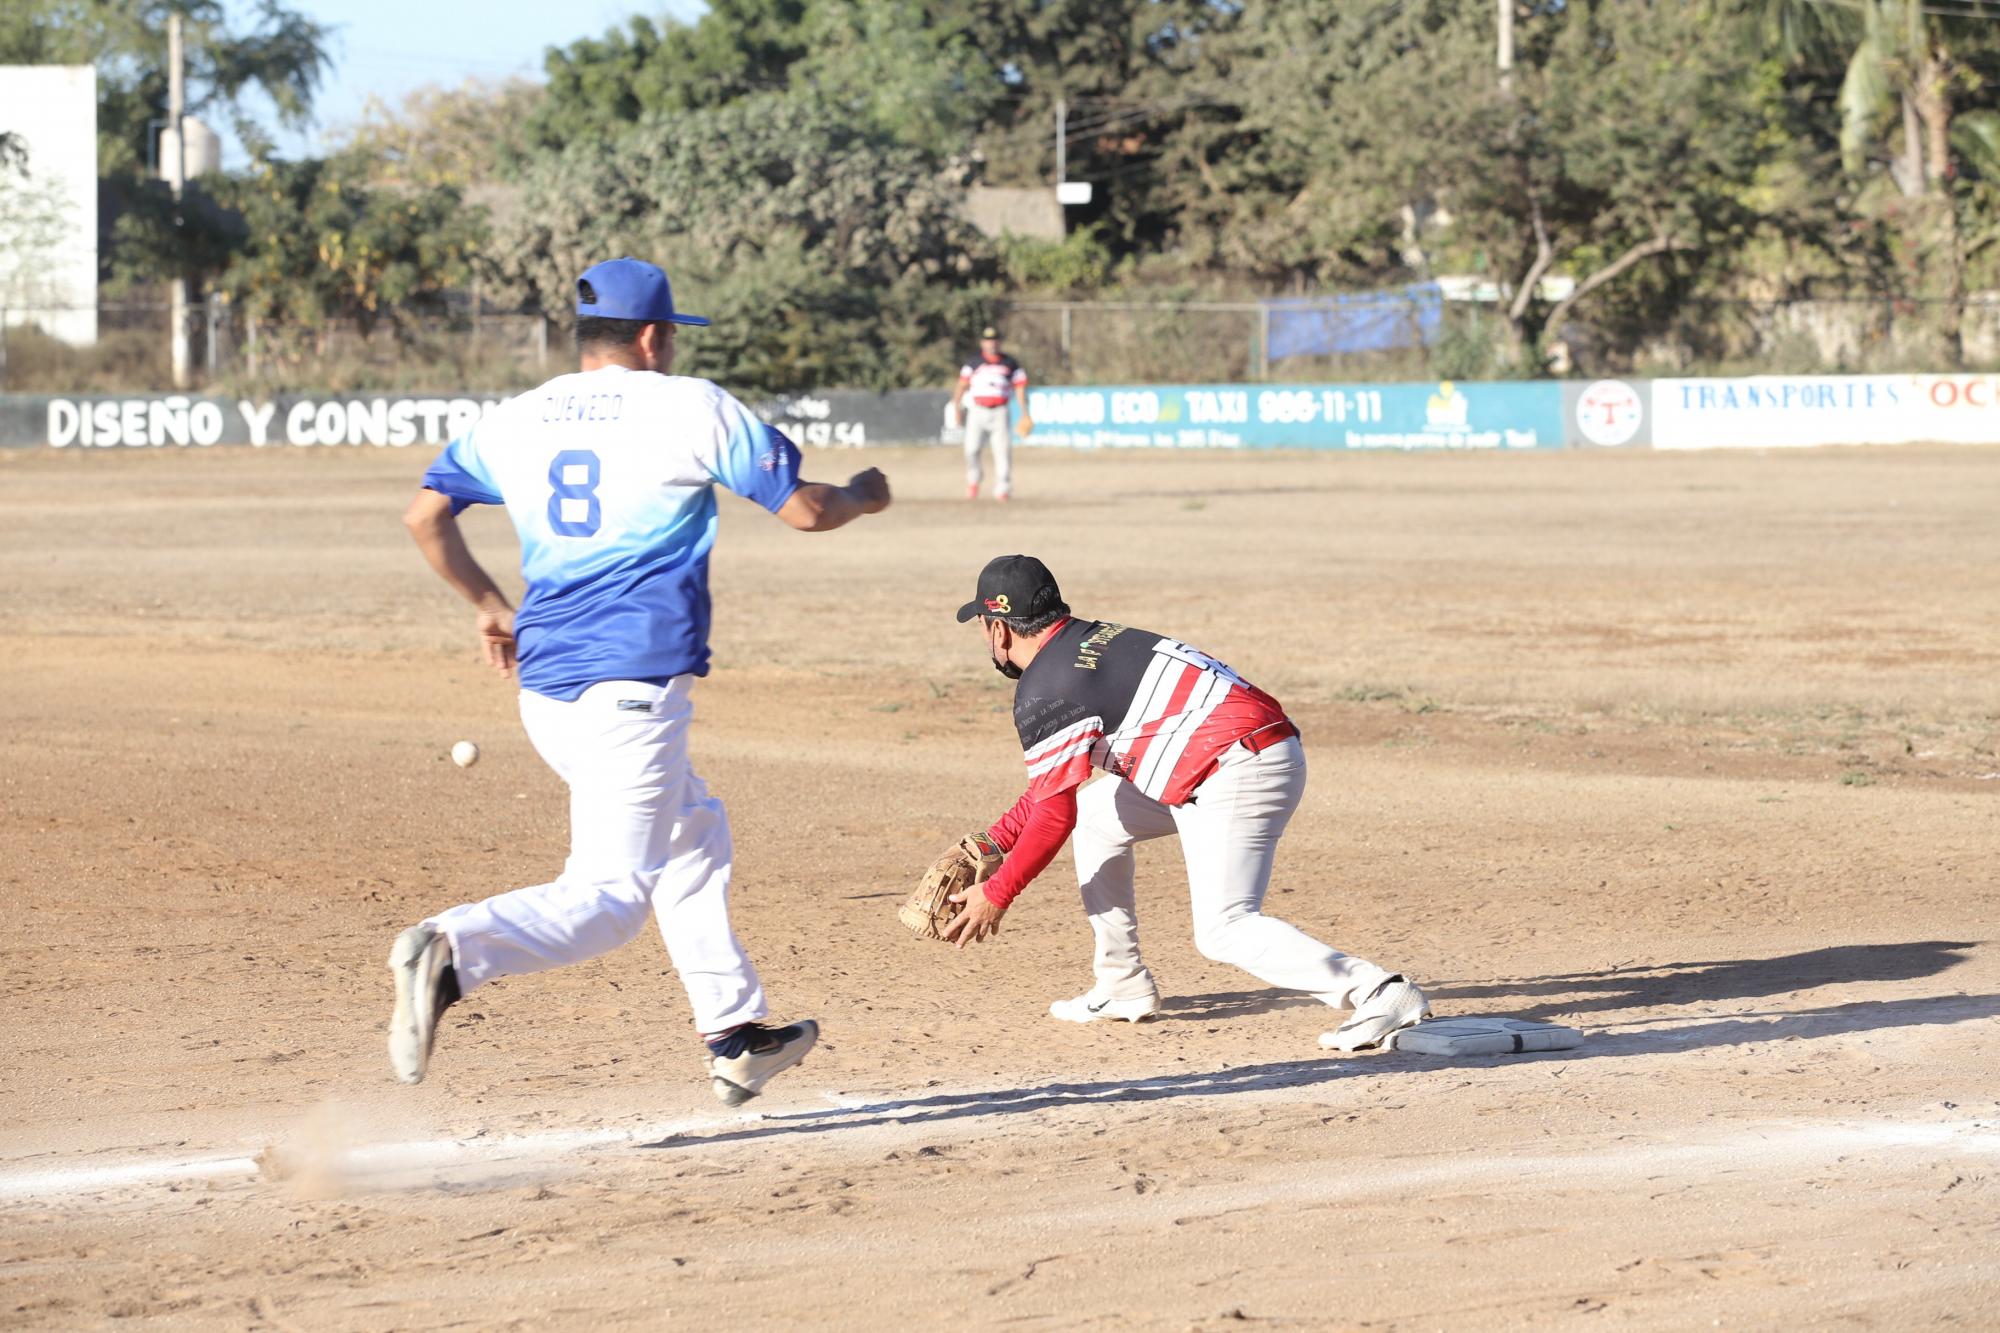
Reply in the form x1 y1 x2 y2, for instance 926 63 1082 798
329 78 546 191
936 0 1236 257
1762 0 2000 360
212 151 482 339
528 2 810 148
1189 1 1768 366
528 0 1006 157
788 0 1004 157
0 0 332 177
490 93 992 392
0 135 78 311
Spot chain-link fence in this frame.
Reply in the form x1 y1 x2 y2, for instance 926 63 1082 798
996 296 1473 384
999 294 2000 384
214 306 552 396
8 291 2000 394
2 299 554 395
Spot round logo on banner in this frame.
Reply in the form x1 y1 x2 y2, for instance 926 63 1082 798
1575 379 1644 446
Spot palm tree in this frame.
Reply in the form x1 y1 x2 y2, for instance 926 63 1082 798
1763 0 2000 196
1763 0 2000 363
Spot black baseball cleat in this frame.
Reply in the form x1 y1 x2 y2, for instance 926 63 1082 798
706 1020 819 1107
387 924 459 1083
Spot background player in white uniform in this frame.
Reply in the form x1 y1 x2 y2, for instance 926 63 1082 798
390 257 891 1106
949 326 1031 501
941 555 1429 1053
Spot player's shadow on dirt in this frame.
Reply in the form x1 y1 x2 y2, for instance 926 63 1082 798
641 988 1999 1153
1425 940 1979 1020
1158 990 1322 1021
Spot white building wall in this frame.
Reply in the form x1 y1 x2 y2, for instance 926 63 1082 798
0 66 98 346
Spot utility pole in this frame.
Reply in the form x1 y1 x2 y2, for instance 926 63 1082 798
167 13 191 389
1497 0 1514 94
1054 97 1067 236
1055 97 1067 186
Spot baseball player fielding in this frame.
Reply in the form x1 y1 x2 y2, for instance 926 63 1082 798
949 325 1032 501
935 554 1430 1051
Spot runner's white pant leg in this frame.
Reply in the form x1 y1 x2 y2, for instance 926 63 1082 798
1171 738 1390 1009
426 678 766 1032
648 761 766 1032
1071 775 1177 999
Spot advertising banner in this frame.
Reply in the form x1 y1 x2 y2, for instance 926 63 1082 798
1651 375 2000 448
0 393 507 449
1564 378 1651 448
16 376 1994 453
752 390 945 447
1020 382 1566 451
0 390 954 449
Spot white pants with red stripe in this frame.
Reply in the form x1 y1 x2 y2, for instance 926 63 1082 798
963 402 1013 496
423 677 767 1035
1069 737 1392 1009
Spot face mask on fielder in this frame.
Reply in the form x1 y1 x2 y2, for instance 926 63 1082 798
988 617 1023 679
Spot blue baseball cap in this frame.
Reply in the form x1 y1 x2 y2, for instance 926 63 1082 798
575 257 709 326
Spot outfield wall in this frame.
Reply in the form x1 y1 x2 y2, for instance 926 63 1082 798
3 375 1998 450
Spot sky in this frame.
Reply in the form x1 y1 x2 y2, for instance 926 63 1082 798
221 0 707 166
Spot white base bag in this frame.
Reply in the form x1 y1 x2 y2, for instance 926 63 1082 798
1389 1016 1584 1056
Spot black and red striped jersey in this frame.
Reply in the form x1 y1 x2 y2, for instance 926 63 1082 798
1014 618 1290 806
959 353 1026 406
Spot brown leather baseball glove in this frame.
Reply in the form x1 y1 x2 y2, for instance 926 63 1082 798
899 832 1005 940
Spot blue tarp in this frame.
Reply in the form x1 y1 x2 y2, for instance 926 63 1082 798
1264 283 1445 360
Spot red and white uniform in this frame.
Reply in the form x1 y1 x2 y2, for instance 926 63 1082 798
1017 622 1291 807
958 353 1027 496
981 617 1392 1012
960 352 1026 407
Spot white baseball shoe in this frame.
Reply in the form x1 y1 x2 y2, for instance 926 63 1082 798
1049 988 1161 1024
707 1020 819 1107
1320 975 1430 1053
387 924 457 1084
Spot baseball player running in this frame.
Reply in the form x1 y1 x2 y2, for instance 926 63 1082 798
942 555 1429 1052
949 326 1032 501
390 257 891 1105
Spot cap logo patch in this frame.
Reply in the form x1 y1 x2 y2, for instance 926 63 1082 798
985 594 1012 614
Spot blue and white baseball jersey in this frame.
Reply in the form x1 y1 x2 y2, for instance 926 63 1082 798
420 365 802 700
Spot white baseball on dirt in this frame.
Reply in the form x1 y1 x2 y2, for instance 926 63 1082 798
450 740 480 768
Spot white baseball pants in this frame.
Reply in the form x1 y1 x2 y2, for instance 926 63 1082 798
1069 738 1392 1009
963 402 1012 496
425 677 766 1034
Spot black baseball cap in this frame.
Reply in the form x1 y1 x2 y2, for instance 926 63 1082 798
955 554 1062 623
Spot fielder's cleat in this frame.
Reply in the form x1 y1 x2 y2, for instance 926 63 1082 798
1320 975 1430 1053
966 484 980 500
1049 988 1160 1024
707 1019 819 1107
995 490 1011 503
387 924 458 1084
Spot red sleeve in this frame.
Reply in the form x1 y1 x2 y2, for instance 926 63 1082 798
982 786 1078 909
985 789 1038 852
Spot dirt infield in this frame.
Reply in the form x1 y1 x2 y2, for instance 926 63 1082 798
2 443 1996 1329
